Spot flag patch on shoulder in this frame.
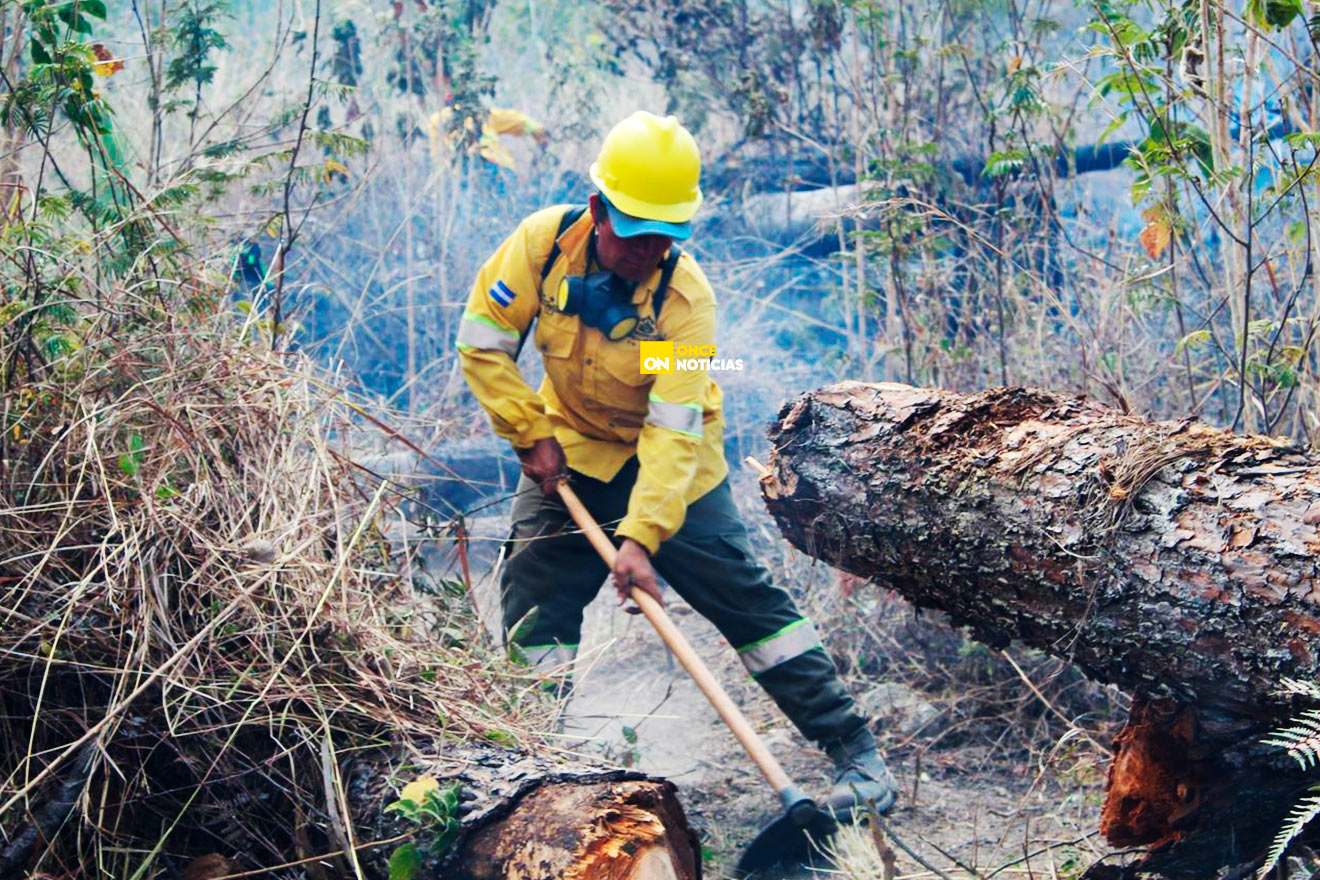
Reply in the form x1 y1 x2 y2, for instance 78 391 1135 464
488 280 516 307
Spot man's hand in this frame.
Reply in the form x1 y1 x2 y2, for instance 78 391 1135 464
516 437 566 494
612 538 663 609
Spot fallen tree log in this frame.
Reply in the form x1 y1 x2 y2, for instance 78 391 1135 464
759 381 1320 878
349 745 700 880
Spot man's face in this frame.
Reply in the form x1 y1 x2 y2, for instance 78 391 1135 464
589 194 673 284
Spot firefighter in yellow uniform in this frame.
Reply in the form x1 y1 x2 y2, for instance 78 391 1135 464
456 111 897 815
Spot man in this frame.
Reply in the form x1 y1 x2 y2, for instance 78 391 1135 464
456 110 897 815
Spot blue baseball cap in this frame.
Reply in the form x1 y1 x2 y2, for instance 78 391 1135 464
601 194 693 241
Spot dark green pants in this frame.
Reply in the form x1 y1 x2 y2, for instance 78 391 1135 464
499 458 868 749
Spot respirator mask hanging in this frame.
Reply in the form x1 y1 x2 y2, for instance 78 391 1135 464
555 236 640 341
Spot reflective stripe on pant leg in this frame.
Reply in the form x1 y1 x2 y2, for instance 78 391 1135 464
736 618 823 677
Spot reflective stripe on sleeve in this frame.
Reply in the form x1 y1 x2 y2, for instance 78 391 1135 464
645 393 703 438
456 312 520 356
736 619 822 676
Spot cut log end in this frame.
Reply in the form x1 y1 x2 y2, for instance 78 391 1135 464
455 780 699 880
1100 699 1201 848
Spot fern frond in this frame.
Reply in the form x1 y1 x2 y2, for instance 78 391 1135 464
1262 709 1320 771
1279 679 1320 701
1259 786 1320 879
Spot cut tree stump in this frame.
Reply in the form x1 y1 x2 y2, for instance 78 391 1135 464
349 744 700 880
759 381 1320 878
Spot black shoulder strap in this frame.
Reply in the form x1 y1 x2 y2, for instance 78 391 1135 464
539 205 587 283
518 205 586 361
653 245 682 320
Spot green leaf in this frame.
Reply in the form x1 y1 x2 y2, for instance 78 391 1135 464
431 819 460 855
383 799 419 820
983 148 1029 178
621 725 638 745
1258 786 1320 878
1248 0 1303 28
30 40 51 64
1096 114 1129 148
388 843 422 880
1175 329 1212 355
118 434 144 477
506 607 539 647
55 6 93 34
82 0 108 18
1285 131 1320 150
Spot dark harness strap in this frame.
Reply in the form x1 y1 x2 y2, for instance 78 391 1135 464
539 205 588 284
518 205 586 360
653 245 682 319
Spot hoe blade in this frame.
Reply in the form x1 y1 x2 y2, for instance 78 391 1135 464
733 804 838 877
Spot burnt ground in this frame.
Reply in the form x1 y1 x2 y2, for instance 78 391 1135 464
422 470 1128 879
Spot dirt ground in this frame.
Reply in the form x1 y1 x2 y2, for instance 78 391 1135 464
427 472 1122 879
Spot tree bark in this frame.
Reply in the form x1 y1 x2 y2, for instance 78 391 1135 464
349 745 700 880
759 381 1320 878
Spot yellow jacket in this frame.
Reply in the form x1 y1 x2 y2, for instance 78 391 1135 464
457 206 728 553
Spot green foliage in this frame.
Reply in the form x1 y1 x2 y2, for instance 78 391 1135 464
330 19 363 87
17 0 114 143
381 1 497 146
1246 0 1304 30
1260 790 1320 879
118 433 145 478
1257 680 1320 877
384 776 464 867
163 1 230 93
1263 681 1320 770
984 148 1029 178
1125 118 1214 201
388 843 423 880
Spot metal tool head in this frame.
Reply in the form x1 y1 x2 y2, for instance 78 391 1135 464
734 791 838 878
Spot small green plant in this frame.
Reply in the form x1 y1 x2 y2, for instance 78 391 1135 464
383 775 464 879
621 724 640 767
1258 679 1320 877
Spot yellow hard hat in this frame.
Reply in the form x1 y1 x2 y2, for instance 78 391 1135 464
589 112 703 229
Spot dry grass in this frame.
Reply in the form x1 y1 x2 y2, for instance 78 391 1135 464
0 230 541 877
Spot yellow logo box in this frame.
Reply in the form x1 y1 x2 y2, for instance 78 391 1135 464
640 340 674 374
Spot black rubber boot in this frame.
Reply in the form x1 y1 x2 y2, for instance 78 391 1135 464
824 727 898 817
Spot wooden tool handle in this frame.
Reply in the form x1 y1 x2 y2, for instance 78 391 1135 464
556 482 794 794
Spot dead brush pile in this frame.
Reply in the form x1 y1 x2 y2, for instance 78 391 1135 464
0 230 539 877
